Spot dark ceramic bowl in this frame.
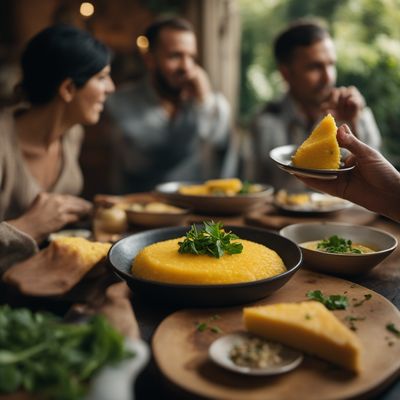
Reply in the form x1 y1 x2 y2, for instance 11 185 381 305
108 225 302 307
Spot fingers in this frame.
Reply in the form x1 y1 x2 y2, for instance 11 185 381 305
337 125 378 159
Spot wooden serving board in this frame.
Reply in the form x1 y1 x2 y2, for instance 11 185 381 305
153 269 400 400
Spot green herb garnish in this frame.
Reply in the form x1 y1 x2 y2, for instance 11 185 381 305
353 293 372 307
178 221 243 258
317 235 362 254
238 180 252 194
0 305 132 399
345 315 365 331
386 323 400 337
306 290 349 310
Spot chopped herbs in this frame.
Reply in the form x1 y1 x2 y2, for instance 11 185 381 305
178 221 243 258
317 235 362 254
306 290 348 310
386 323 400 338
238 180 252 194
0 305 132 399
345 316 365 331
195 315 223 334
353 294 372 307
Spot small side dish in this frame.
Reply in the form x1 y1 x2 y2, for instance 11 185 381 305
209 332 303 376
126 202 185 214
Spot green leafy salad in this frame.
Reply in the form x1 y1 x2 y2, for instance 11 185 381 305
178 221 243 258
0 305 133 400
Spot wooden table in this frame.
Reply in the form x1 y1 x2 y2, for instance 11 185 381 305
2 197 400 400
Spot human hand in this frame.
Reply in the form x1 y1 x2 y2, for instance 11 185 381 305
321 86 365 130
181 65 212 103
297 125 400 222
8 192 93 243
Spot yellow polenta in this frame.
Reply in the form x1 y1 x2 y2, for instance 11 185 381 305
131 238 286 284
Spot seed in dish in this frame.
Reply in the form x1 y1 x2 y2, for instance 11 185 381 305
292 114 340 169
131 222 286 284
243 301 362 373
301 235 375 254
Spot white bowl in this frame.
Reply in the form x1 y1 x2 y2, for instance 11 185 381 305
279 222 397 276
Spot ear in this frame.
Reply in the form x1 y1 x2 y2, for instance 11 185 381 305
278 64 290 83
58 78 76 103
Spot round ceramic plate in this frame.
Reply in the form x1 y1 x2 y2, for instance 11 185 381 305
154 181 274 215
108 225 302 307
269 145 355 180
274 190 352 214
209 332 303 376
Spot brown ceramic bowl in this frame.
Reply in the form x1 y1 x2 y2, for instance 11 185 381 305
154 181 274 215
279 222 397 276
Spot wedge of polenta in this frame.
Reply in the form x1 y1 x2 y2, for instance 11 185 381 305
243 301 362 373
292 114 340 169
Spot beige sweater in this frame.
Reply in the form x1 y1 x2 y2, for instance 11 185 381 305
0 107 84 272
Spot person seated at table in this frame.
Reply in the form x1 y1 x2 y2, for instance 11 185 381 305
250 19 382 189
0 24 115 272
106 16 234 193
296 124 400 223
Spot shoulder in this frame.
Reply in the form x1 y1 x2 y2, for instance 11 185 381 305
64 124 84 149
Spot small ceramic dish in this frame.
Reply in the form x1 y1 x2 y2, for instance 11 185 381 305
280 222 397 276
125 202 190 228
209 332 303 376
274 190 352 214
269 145 355 180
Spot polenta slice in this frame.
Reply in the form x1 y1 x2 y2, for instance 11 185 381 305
205 178 243 195
243 301 362 373
292 114 340 169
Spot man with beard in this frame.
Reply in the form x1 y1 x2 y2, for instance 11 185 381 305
106 17 232 193
250 19 381 189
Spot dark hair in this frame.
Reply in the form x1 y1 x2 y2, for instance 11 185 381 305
274 20 329 64
145 16 194 51
20 24 111 105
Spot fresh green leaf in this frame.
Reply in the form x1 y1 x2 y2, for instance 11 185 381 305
317 235 362 254
0 305 133 399
178 221 243 258
306 290 349 310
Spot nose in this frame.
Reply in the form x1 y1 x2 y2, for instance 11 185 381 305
106 76 115 94
321 65 336 85
180 55 194 72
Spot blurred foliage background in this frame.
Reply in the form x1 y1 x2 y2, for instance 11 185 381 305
239 0 400 166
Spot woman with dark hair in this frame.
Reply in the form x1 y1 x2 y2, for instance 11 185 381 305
0 24 115 271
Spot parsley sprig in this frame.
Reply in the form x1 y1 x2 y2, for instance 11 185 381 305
178 221 243 258
306 290 349 310
317 235 362 254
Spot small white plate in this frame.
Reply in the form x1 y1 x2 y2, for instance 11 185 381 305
269 145 355 180
209 332 303 376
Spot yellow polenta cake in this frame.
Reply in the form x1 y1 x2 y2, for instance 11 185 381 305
131 238 286 284
292 113 340 169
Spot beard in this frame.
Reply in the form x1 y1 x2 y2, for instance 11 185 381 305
153 68 185 99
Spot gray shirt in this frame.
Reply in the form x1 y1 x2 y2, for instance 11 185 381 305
106 78 232 193
250 93 382 190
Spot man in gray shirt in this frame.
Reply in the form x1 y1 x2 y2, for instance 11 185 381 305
107 17 232 193
250 20 381 190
